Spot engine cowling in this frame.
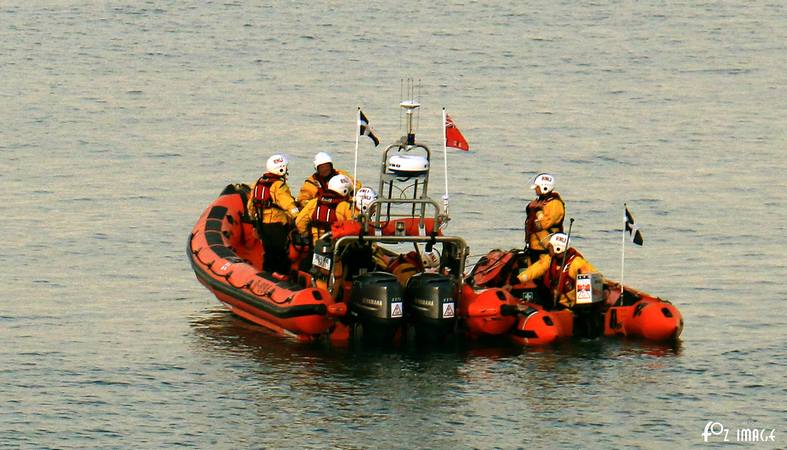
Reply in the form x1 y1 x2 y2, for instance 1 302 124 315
405 272 457 341
349 271 404 342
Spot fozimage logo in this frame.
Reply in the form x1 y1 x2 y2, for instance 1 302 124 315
702 421 776 443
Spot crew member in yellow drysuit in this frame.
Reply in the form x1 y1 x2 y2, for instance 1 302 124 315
525 172 565 262
518 232 598 308
296 174 355 245
297 152 361 207
247 154 300 275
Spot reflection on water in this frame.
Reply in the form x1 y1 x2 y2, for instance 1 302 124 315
188 307 689 447
189 306 681 366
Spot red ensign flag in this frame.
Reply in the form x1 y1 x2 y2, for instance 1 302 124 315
445 114 469 151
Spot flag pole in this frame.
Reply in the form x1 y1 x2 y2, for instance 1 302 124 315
442 107 449 216
620 202 626 305
353 107 360 199
553 218 575 309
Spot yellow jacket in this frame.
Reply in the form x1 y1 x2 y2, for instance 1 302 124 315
526 193 565 251
518 250 598 307
296 169 361 206
296 197 356 243
246 177 299 226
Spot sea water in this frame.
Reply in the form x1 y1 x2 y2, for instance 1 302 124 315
1 2 784 448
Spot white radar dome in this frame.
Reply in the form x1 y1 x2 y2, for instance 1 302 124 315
387 154 429 175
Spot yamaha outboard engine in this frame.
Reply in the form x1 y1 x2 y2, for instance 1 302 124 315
405 272 457 342
572 273 605 339
349 271 404 343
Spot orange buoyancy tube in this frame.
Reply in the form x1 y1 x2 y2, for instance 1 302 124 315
460 284 518 336
509 303 561 346
606 297 683 341
188 185 346 340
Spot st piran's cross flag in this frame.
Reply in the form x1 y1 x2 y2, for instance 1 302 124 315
359 110 380 146
625 205 644 246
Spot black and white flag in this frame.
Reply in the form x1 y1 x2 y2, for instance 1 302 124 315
625 205 644 246
359 110 380 146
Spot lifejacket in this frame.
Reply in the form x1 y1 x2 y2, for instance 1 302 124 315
311 192 345 236
525 192 565 235
542 248 581 295
252 173 284 212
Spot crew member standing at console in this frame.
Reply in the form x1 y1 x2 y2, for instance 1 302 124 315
297 152 361 207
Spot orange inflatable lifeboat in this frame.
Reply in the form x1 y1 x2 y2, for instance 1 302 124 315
187 184 346 342
188 98 683 349
462 249 683 346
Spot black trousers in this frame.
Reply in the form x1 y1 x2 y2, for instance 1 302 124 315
260 223 290 274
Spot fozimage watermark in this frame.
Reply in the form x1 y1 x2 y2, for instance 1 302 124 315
702 421 776 443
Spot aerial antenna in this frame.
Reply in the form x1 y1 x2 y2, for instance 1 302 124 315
399 79 404 134
415 79 421 136
400 97 420 146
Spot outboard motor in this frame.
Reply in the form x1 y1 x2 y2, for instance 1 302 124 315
572 273 605 338
310 236 333 285
349 272 404 343
405 272 457 342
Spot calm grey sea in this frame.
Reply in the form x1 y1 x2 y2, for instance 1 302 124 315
1 1 785 448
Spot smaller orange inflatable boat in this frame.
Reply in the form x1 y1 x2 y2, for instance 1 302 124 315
464 249 684 345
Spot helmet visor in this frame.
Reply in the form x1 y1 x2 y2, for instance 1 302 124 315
528 174 539 190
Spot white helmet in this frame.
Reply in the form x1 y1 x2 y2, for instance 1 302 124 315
548 232 569 254
327 174 352 197
313 152 333 169
266 154 288 176
422 248 440 269
354 187 377 214
529 173 556 194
